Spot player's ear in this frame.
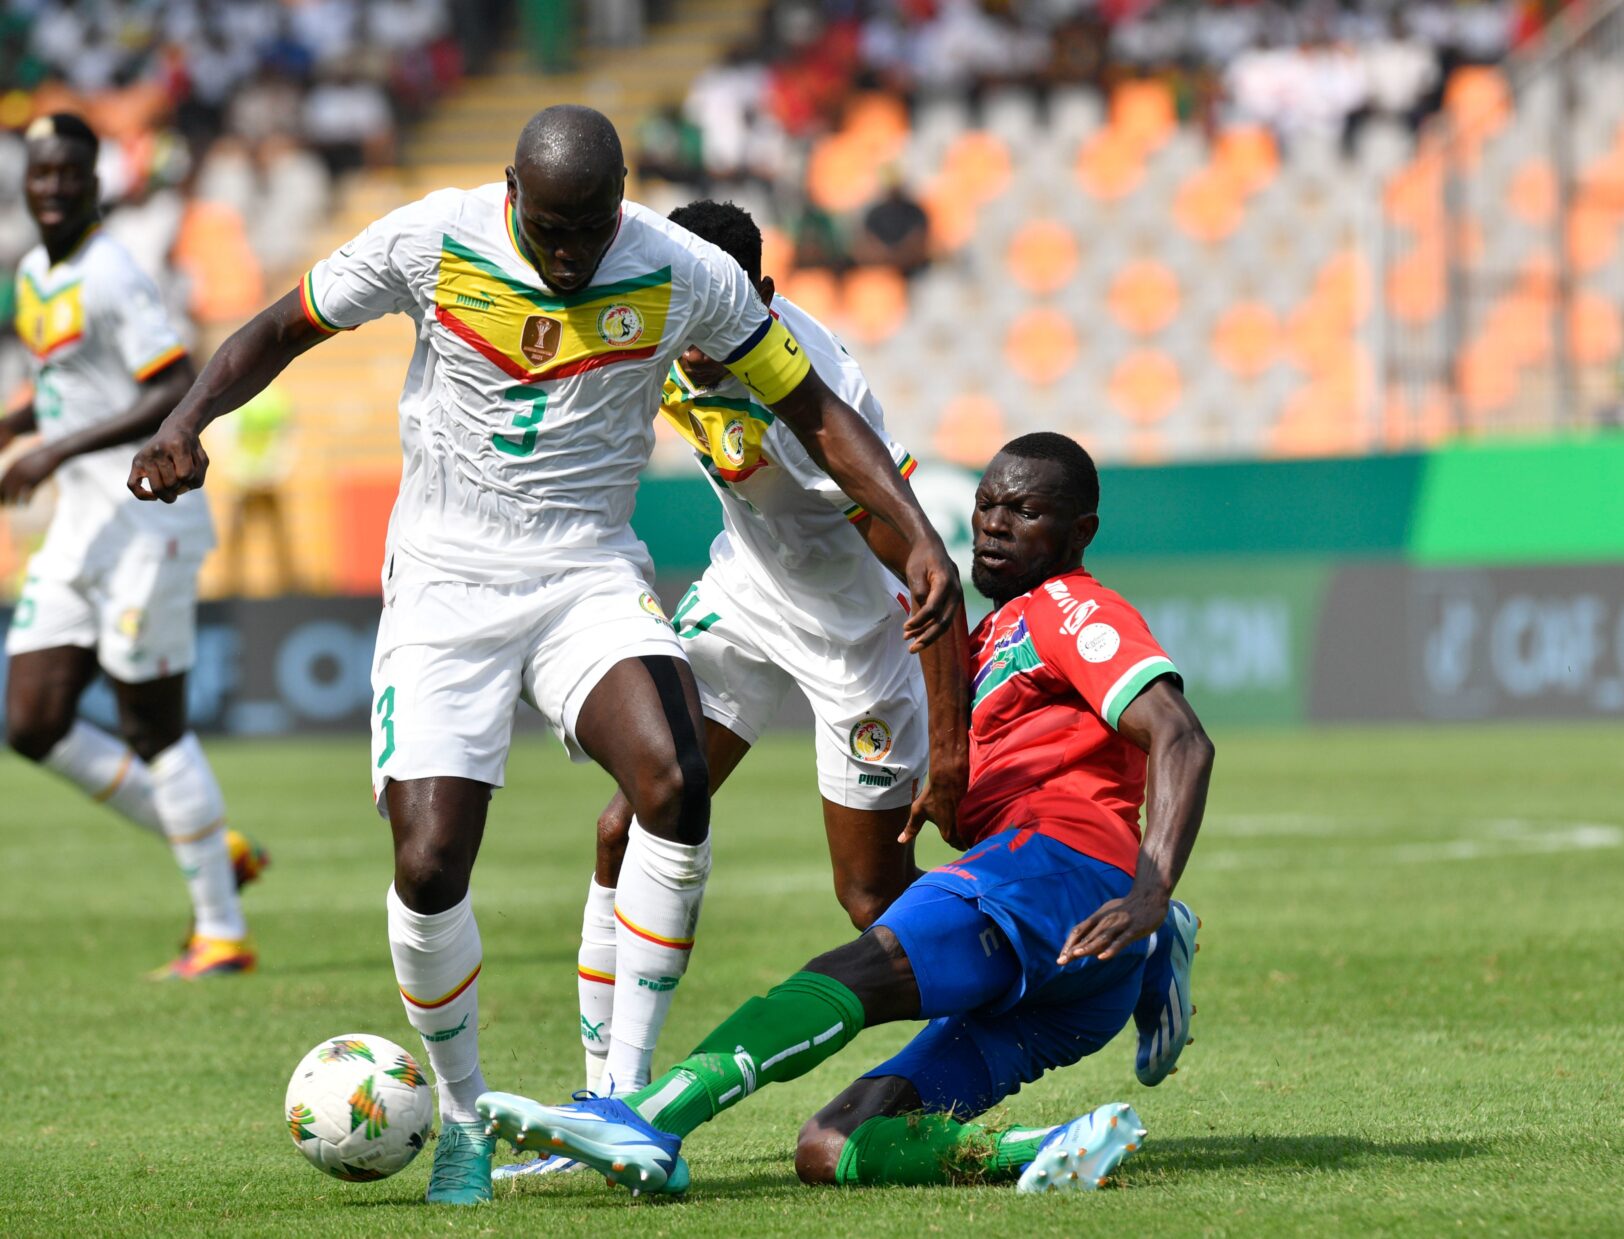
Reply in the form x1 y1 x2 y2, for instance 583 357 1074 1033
1073 511 1099 555
757 275 775 308
504 165 518 198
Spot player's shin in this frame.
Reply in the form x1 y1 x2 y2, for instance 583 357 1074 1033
604 820 710 1092
386 885 488 1123
627 971 866 1137
150 733 245 940
43 720 164 836
578 875 617 1094
834 1115 1057 1185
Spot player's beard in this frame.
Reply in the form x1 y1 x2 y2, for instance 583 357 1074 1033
971 559 1053 609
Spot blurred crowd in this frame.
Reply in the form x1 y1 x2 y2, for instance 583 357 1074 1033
640 0 1575 275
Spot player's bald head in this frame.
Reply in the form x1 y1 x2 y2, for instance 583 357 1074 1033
513 105 624 200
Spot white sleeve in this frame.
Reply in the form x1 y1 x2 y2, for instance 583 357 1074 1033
680 239 774 368
92 247 186 380
300 199 426 332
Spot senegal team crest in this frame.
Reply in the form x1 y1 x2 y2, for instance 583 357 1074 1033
721 418 748 467
849 717 894 762
521 314 562 365
639 591 669 623
597 303 644 346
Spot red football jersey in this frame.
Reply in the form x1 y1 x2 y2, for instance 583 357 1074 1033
958 567 1181 874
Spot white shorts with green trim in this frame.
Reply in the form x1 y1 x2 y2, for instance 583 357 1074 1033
673 566 927 812
368 554 685 812
5 542 202 683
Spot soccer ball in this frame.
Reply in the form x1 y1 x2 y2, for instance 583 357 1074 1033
284 1033 434 1181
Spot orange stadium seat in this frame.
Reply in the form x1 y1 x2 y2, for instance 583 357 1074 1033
1385 240 1446 324
1482 289 1551 366
761 227 794 281
1444 66 1511 142
1272 368 1373 458
921 181 978 253
172 200 265 324
1172 168 1244 242
843 92 910 166
1075 129 1145 201
841 267 908 344
1567 291 1622 364
1314 252 1373 327
1106 261 1180 335
1003 308 1079 387
1566 203 1618 273
1456 340 1518 416
1211 302 1281 377
1106 351 1181 424
1110 80 1176 156
1384 150 1445 232
1007 220 1079 295
939 131 1012 206
1508 159 1556 225
778 269 841 325
1212 126 1278 196
807 133 879 213
932 392 1010 467
1381 383 1453 449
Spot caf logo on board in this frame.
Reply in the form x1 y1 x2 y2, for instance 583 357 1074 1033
597 303 644 346
521 314 562 365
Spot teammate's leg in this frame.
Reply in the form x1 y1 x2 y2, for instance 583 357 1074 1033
821 801 918 930
579 719 750 1096
572 655 713 1094
113 673 253 976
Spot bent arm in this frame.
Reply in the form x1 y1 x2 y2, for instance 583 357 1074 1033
0 403 38 452
769 368 960 648
38 359 196 464
1059 679 1214 962
129 290 328 501
857 515 971 844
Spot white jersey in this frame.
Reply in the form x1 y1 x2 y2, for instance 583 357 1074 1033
661 296 915 643
301 185 811 585
14 229 213 562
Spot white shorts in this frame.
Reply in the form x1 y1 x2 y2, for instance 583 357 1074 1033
675 567 927 811
5 543 202 683
369 555 686 807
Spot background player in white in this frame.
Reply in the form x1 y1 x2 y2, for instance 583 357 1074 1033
127 106 959 1204
2 114 264 981
540 202 970 1139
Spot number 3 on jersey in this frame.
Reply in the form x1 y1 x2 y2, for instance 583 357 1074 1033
494 385 548 456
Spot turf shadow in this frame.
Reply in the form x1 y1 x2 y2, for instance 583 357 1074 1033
1140 1133 1484 1175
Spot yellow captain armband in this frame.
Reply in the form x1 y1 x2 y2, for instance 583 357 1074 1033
722 315 812 405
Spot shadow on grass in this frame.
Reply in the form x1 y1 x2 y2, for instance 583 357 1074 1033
1142 1133 1484 1175
265 946 576 978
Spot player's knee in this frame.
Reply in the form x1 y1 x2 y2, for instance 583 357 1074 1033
392 835 472 912
793 1119 845 1185
627 752 709 845
118 717 181 765
837 883 895 933
5 706 73 763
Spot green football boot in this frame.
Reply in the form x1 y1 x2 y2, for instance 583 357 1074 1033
425 1121 494 1204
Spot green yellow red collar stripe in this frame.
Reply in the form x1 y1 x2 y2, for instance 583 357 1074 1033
504 194 624 279
614 906 695 951
132 344 187 382
299 270 345 334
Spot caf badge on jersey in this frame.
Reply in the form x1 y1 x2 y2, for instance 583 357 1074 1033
521 314 561 365
849 716 894 762
597 303 644 346
1076 622 1121 663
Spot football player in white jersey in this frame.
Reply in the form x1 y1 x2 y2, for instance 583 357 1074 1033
128 106 960 1204
2 114 266 981
535 201 970 1138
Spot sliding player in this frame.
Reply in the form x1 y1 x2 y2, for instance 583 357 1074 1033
3 113 265 980
480 433 1211 1196
544 200 968 1125
128 106 959 1204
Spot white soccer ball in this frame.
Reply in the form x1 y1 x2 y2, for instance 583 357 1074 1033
284 1033 434 1181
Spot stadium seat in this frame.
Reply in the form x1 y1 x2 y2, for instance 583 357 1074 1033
1075 129 1146 201
1211 126 1278 196
1003 308 1079 387
777 270 841 327
931 392 1010 467
841 267 908 345
1110 79 1176 156
1106 260 1181 335
172 201 266 324
1006 220 1079 295
1172 167 1244 242
1211 302 1281 377
1106 350 1181 424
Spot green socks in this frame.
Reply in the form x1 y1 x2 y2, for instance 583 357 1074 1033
834 1115 1058 1186
629 970 866 1137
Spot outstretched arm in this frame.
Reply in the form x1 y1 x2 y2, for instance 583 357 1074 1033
768 367 960 650
128 290 328 502
2 361 195 504
1058 680 1214 963
855 515 971 847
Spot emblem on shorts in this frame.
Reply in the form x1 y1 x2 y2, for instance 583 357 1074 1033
638 591 669 623
721 418 747 467
597 303 644 346
117 607 146 639
1076 622 1121 663
848 717 893 762
521 314 562 365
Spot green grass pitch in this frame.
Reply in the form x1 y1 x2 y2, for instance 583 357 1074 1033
2 724 1621 1236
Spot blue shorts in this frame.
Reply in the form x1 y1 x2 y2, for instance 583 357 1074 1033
865 828 1148 1118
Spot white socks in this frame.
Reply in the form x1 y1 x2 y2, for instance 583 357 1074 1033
148 733 245 941
387 885 488 1123
578 877 617 1095
43 720 163 836
603 821 711 1092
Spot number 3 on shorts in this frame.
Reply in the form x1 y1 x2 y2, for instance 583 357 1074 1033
376 685 397 768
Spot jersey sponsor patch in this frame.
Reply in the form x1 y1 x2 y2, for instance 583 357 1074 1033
849 716 894 762
1076 622 1121 663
